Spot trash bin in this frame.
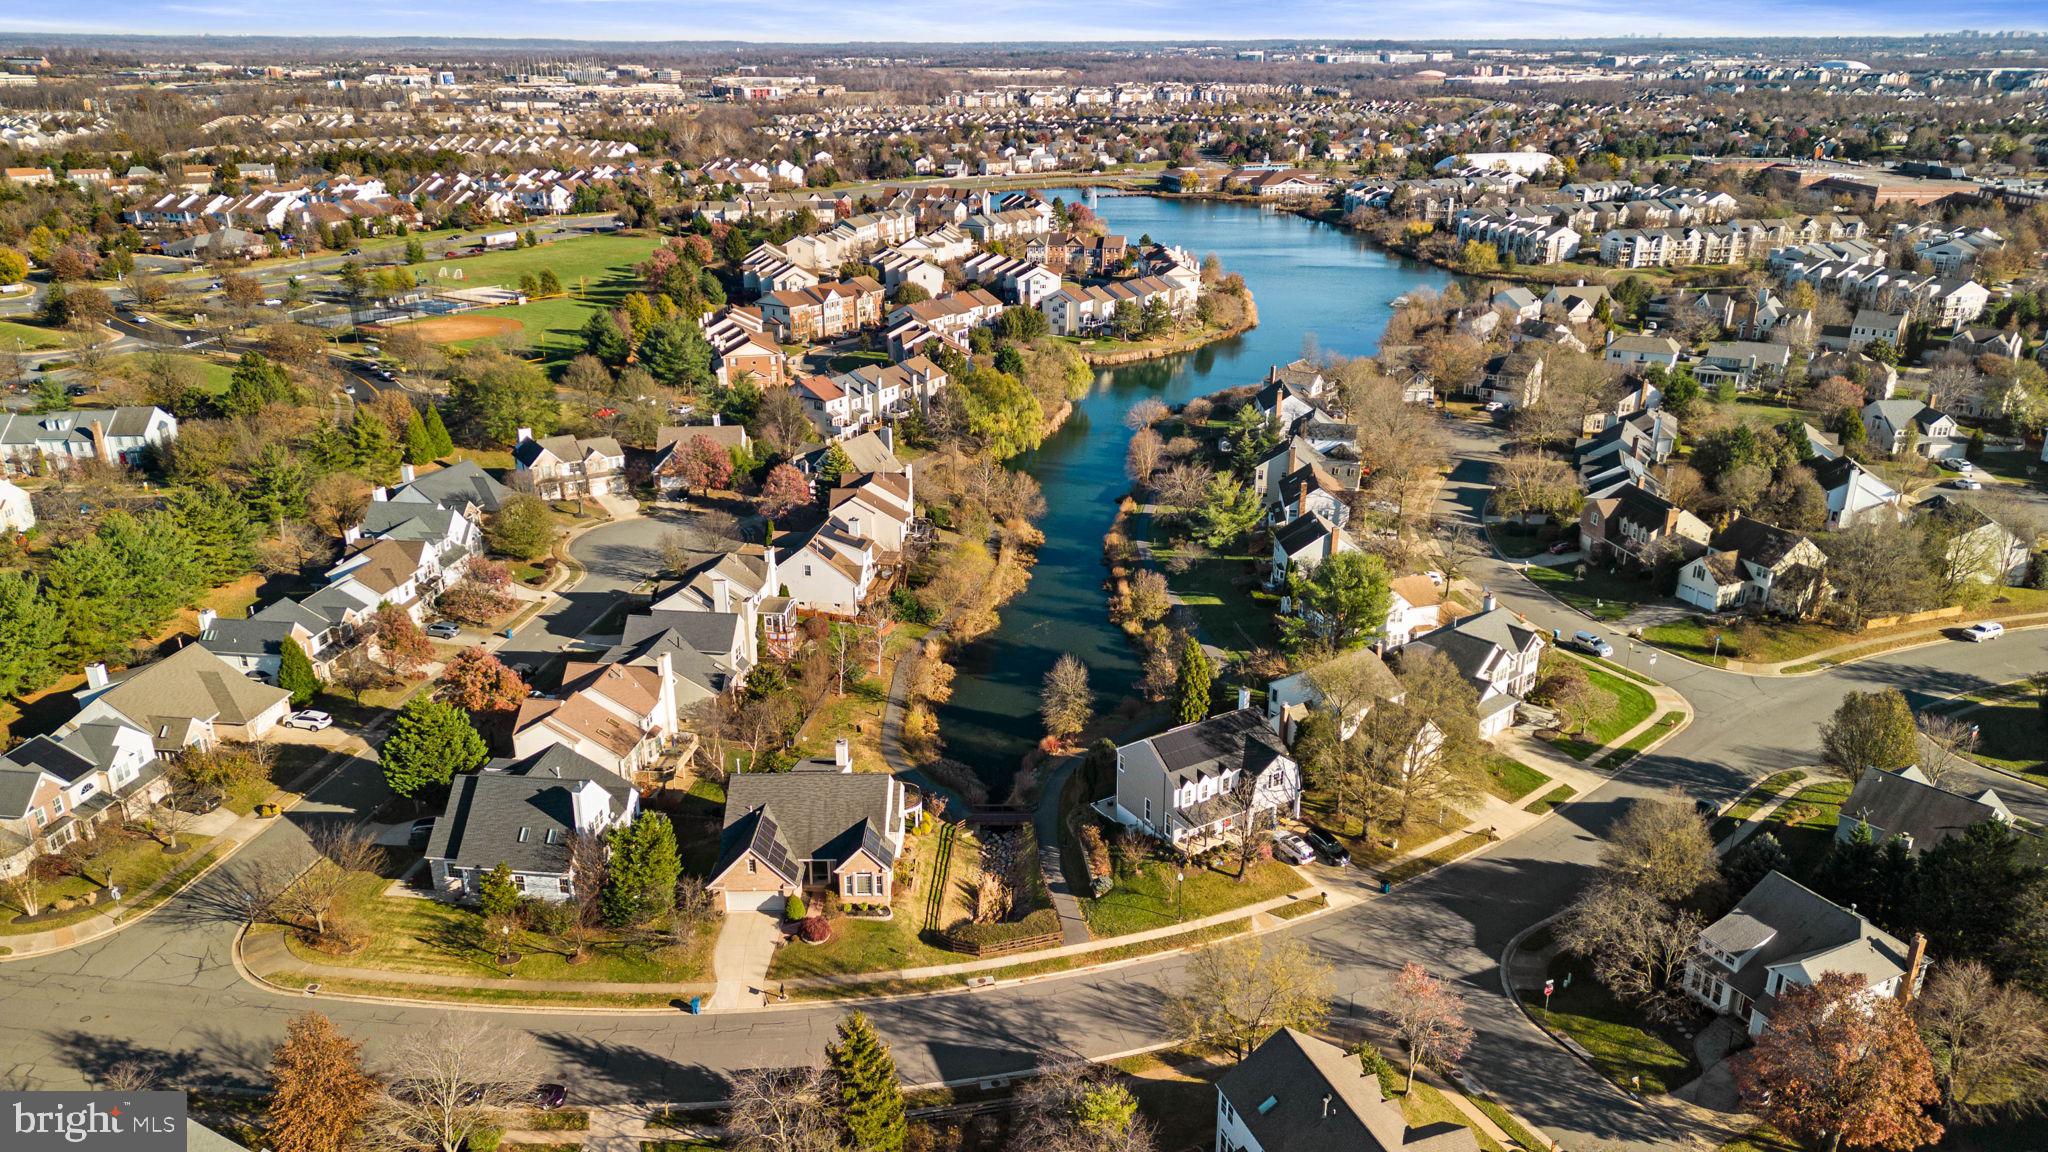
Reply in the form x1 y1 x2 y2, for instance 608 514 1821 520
1381 880 1393 895
687 996 701 1015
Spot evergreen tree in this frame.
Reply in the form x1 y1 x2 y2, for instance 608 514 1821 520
278 638 321 707
600 814 682 927
41 536 134 665
402 410 436 465
378 698 487 799
1174 635 1214 726
536 269 562 296
826 1011 908 1152
348 407 402 484
478 862 520 920
0 571 62 698
404 237 426 264
819 443 855 487
637 316 714 390
246 443 312 524
421 403 455 458
165 481 258 585
266 1012 378 1152
581 309 631 367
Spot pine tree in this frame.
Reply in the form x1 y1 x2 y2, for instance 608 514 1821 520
600 814 682 926
0 571 62 698
402 410 435 465
1174 635 1214 726
278 637 321 707
479 862 520 920
349 408 402 484
421 403 455 459
246 443 312 524
826 1011 908 1152
266 1011 378 1152
378 698 487 799
165 481 258 585
820 443 855 486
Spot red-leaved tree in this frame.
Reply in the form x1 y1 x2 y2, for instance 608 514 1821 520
758 462 811 520
438 559 518 624
674 435 734 494
370 603 435 676
1389 961 1473 1092
437 647 530 712
1734 973 1944 1152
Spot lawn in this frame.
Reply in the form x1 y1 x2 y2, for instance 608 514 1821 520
114 351 237 395
275 866 715 984
1646 587 2048 668
1522 563 1653 621
428 233 665 293
1483 754 1550 803
1526 784 1576 814
1594 710 1683 770
1080 856 1307 938
1363 1047 1509 1152
1708 769 1808 842
0 318 71 349
1382 831 1490 885
1538 653 1657 761
1520 958 1697 1094
1933 683 2048 789
1157 549 1279 657
0 831 217 935
1753 780 1851 881
222 744 339 816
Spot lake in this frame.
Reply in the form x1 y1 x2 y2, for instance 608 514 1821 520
932 189 1455 792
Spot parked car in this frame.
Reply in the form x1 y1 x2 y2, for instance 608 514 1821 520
1271 830 1316 865
1483 400 1506 412
1546 540 1575 555
1571 630 1614 659
171 788 224 815
1963 622 2004 642
1302 828 1351 868
286 710 334 731
408 818 436 850
528 1084 568 1111
426 621 461 639
1952 477 1983 490
1952 459 1975 473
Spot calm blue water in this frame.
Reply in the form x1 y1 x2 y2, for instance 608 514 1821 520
933 189 1455 789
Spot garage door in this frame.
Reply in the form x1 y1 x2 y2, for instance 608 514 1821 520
730 889 789 913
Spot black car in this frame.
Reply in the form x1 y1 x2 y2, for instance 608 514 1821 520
1302 828 1351 868
529 1084 567 1110
407 818 436 851
172 788 224 815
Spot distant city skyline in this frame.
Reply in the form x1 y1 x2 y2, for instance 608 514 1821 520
7 2 2046 45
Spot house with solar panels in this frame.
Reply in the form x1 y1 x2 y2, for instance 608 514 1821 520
706 738 920 912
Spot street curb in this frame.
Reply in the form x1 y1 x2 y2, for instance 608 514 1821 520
1496 912 1653 1112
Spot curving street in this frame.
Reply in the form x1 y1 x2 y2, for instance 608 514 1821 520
2 444 2044 1152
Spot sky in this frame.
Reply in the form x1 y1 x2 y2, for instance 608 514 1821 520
4 0 2044 43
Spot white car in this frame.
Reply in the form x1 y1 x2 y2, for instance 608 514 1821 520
1952 477 1982 490
1482 401 1506 412
1963 622 2004 642
1952 459 1975 473
1272 830 1316 866
286 710 334 731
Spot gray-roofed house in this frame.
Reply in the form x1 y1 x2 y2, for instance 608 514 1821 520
1916 494 2030 586
1683 871 1925 1035
0 406 178 471
0 720 164 877
68 642 293 752
512 429 625 499
1836 766 2012 853
386 458 510 514
602 610 754 712
1809 455 1901 529
1108 708 1301 851
1269 509 1358 588
1404 598 1546 739
1861 399 1961 461
195 605 333 683
423 746 639 903
1215 1028 1478 1152
1674 516 1829 617
706 739 916 912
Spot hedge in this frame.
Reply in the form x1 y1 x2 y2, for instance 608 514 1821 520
940 907 1062 949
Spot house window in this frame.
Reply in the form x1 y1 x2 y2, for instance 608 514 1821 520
1143 798 1152 823
512 874 527 891
51 796 64 816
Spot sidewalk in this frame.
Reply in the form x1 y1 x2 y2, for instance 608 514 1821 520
0 730 376 962
1723 614 2048 675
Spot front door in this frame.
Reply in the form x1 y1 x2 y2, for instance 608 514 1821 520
803 859 832 889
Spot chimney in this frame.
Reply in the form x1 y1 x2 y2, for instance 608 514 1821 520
91 420 111 463
400 463 416 484
833 736 851 771
343 525 361 545
1898 932 1928 1002
877 425 893 452
712 412 723 426
711 573 731 612
85 662 110 689
1482 589 1498 613
197 608 217 633
1237 686 1251 711
370 486 387 502
516 426 534 444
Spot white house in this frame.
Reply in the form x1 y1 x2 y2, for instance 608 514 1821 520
1861 399 1961 461
1404 599 1546 739
423 747 639 903
1810 456 1901 529
0 478 32 533
1215 1029 1479 1152
0 407 178 471
1108 708 1301 852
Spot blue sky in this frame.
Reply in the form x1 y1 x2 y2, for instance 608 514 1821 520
6 0 2042 42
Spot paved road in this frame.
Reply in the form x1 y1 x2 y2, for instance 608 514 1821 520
4 433 2047 1152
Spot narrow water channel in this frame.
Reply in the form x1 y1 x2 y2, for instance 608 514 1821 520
933 189 1456 792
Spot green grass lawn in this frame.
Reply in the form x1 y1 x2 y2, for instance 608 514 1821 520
0 318 70 349
1648 587 2048 668
0 831 217 935
1934 684 2048 789
1382 831 1491 885
1522 563 1650 621
115 351 237 395
1709 769 1808 841
1594 710 1683 770
276 868 714 983
1755 781 1852 881
1521 958 1696 1094
1483 755 1550 803
1157 550 1278 657
1526 784 1577 814
446 293 613 363
1081 856 1307 938
1722 395 1810 429
1539 654 1657 761
428 233 664 292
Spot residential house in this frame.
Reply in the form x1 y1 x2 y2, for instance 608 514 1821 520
1479 351 1545 409
1810 456 1901 529
67 643 293 753
1385 574 1446 649
1107 708 1302 852
1833 309 1910 353
1269 510 1359 588
197 606 330 684
1266 647 1408 741
1214 1029 1479 1152
1807 350 1897 400
1675 517 1829 617
651 423 751 497
511 657 681 778
796 428 905 482
601 611 753 717
1405 599 1546 739
1951 327 2023 361
384 458 509 515
1578 483 1710 569
512 429 626 499
1694 342 1791 388
0 722 165 877
702 308 790 390
0 478 32 533
1684 871 1923 1035
1250 361 1340 430
778 522 879 617
423 746 639 903
758 277 884 342
0 407 178 472
1252 436 1364 506
650 546 796 659
1861 399 1961 461
826 471 918 555
1542 284 1611 325
1604 334 1682 369
707 739 916 911
1267 461 1352 529
1574 411 1679 498
1836 766 2012 854
819 358 947 438
1917 495 2030 585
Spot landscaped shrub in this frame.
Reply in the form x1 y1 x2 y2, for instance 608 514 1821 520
798 914 832 943
942 907 1061 949
784 893 806 921
465 1126 503 1152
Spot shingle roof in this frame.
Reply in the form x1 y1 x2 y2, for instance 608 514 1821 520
720 768 898 870
1215 1029 1477 1152
1700 871 1910 1006
391 459 508 513
1123 708 1287 788
424 747 630 874
1839 767 2009 851
89 642 291 731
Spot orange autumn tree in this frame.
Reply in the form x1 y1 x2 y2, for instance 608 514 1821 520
437 646 529 713
266 1011 378 1152
1734 972 1943 1152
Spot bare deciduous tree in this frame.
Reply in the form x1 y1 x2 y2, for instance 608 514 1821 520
1012 1060 1158 1152
370 1019 534 1152
722 1067 843 1152
1558 879 1705 1021
1167 936 1332 1061
1915 960 2048 1122
1598 791 1718 903
1916 713 1981 786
